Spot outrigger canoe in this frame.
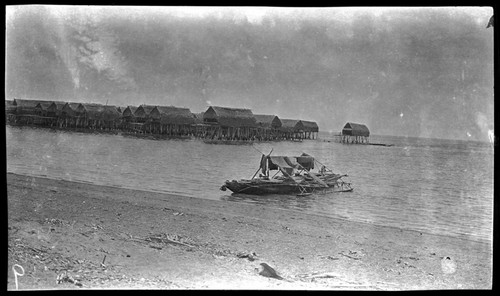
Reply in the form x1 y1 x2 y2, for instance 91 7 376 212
220 152 353 196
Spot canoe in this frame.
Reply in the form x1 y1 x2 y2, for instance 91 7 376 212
220 152 353 195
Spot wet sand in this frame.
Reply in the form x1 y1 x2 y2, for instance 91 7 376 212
7 173 492 290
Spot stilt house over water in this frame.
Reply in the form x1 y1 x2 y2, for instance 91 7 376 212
153 106 196 136
280 119 306 140
56 103 78 128
133 105 156 133
12 99 46 115
121 106 140 132
254 114 282 141
192 112 209 138
203 106 257 140
300 120 319 139
5 100 16 123
12 99 54 125
134 105 156 123
79 103 122 130
47 102 66 117
122 106 138 120
341 122 370 144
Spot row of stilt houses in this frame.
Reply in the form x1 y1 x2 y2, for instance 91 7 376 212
5 99 319 141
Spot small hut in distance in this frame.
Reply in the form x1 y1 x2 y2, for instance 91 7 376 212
341 122 370 144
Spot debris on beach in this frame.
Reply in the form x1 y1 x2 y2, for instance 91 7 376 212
395 258 416 269
44 218 69 226
282 226 291 231
144 233 195 248
295 271 366 286
338 250 365 260
90 224 103 231
212 248 235 259
395 256 418 269
8 236 124 288
296 271 340 279
100 255 107 268
236 251 257 261
56 271 82 287
258 263 284 280
318 255 340 260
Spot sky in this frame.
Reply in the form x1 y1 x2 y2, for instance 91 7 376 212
5 6 494 141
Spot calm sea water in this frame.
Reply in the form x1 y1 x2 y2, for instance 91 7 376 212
6 126 493 243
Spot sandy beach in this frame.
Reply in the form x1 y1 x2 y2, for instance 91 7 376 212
7 172 492 290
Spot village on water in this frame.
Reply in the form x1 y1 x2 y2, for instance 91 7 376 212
5 98 371 144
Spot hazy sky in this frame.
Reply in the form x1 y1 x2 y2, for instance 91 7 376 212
5 6 494 141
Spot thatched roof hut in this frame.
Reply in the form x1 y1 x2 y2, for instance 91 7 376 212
36 101 53 114
254 114 282 129
79 103 103 120
122 106 138 118
134 105 156 120
5 100 16 114
342 122 370 137
147 106 163 121
300 120 319 132
47 102 67 116
101 106 122 121
67 103 81 113
193 112 205 124
72 103 87 115
80 103 121 121
154 106 196 125
203 106 256 128
13 99 52 115
279 119 303 132
60 103 77 117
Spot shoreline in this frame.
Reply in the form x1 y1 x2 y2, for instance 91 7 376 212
7 172 490 245
7 172 492 289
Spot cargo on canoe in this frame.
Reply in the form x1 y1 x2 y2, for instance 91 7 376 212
220 151 353 196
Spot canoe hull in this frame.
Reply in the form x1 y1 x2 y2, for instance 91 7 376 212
221 179 352 195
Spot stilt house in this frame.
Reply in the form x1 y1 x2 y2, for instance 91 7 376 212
299 120 319 139
254 114 282 140
203 106 257 140
341 122 370 143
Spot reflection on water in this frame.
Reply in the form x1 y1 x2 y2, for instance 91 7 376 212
6 126 493 243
